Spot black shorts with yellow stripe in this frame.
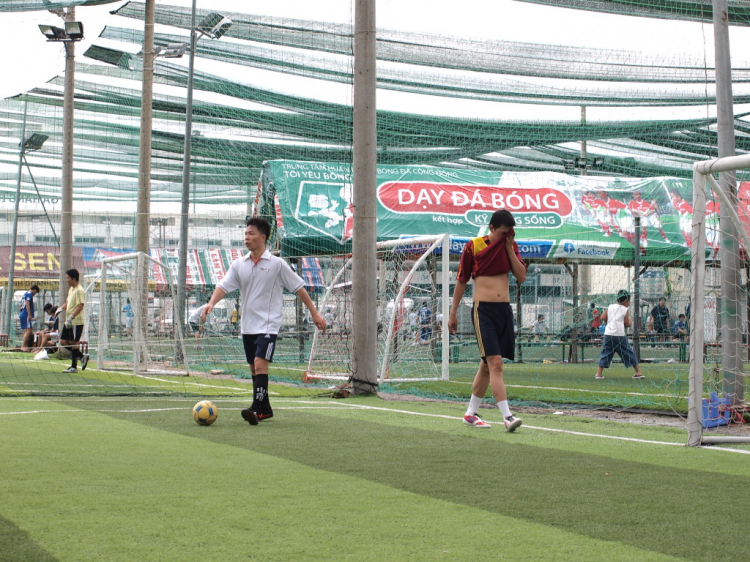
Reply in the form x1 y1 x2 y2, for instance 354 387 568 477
471 302 515 362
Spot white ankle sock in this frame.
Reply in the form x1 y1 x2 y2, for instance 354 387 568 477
465 395 483 416
497 400 512 419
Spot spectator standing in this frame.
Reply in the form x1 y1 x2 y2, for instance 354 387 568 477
59 269 88 373
590 303 601 336
19 284 40 351
122 298 134 337
595 290 644 380
416 303 432 345
649 297 671 343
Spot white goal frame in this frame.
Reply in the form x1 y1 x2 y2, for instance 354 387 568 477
689 155 750 446
306 234 451 384
96 251 190 376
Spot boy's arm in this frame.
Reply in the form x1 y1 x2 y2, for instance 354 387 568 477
601 309 608 323
448 280 467 334
202 287 227 320
624 309 632 328
295 287 326 331
505 234 526 283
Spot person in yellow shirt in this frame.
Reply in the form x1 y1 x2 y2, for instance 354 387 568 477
59 268 88 373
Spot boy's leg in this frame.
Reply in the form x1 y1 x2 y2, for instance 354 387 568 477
462 362 490 427
252 357 272 417
596 336 614 378
486 355 522 432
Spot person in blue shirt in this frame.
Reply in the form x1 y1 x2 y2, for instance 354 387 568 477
122 298 134 337
417 303 432 345
673 314 688 341
19 284 40 351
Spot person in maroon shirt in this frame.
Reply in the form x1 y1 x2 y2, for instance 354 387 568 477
448 209 527 432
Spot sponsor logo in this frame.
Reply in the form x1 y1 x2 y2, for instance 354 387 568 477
553 240 621 260
378 182 573 218
294 181 354 243
518 241 554 259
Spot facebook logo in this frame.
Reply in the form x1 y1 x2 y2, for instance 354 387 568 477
564 242 575 254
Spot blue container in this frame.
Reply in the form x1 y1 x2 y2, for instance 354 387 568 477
701 392 731 428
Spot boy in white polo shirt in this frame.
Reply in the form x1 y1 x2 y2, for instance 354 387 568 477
202 217 327 425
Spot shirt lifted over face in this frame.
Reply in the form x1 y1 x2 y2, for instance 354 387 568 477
456 230 525 283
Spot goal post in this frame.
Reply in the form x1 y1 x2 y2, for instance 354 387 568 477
97 251 190 376
305 234 451 384
689 154 750 446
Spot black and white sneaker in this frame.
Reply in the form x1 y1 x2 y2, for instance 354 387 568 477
63 366 77 373
81 354 89 371
504 415 522 433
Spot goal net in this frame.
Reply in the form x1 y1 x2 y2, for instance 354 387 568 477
688 155 750 446
96 252 190 376
306 234 450 384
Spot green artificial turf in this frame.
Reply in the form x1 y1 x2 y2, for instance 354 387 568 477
1 395 748 561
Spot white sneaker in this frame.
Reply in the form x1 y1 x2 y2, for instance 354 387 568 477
504 415 522 432
463 414 490 428
62 366 77 373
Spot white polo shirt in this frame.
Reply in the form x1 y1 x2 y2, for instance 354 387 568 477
217 250 304 335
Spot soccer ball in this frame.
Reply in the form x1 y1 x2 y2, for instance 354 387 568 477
193 400 218 426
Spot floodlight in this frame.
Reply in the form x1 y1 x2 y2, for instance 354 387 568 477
154 42 188 58
64 21 84 41
575 157 587 169
21 133 49 153
563 161 575 170
593 157 605 167
39 24 66 41
197 12 233 39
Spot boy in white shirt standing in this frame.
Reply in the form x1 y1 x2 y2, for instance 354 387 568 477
202 217 327 425
595 290 643 380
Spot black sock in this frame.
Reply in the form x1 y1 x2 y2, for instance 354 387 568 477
254 374 269 411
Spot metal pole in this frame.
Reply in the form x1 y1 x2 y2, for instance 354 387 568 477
137 0 155 256
176 0 198 363
136 0 156 352
713 0 742 403
633 216 641 361
351 0 378 394
4 103 28 337
59 8 76 328
687 169 708 446
23 155 59 247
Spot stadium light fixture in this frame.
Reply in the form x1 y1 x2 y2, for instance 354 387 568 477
64 21 84 41
21 133 49 153
154 42 189 58
197 12 233 39
38 22 84 42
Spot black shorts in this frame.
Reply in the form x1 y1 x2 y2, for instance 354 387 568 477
60 325 83 342
471 302 515 361
242 333 278 364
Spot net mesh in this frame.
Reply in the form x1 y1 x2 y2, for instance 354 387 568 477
0 0 748 415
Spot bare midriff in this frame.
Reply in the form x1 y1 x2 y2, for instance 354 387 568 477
473 273 510 302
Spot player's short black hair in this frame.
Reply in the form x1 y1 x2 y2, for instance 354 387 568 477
245 216 271 240
678 314 686 319
489 209 515 229
65 268 79 281
43 303 53 312
30 284 40 292
616 289 630 303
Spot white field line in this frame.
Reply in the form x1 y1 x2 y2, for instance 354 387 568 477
453 381 662 398
2 399 747 455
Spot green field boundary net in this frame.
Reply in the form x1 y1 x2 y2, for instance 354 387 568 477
0 1 749 417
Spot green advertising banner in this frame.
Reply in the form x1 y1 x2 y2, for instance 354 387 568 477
257 160 743 265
